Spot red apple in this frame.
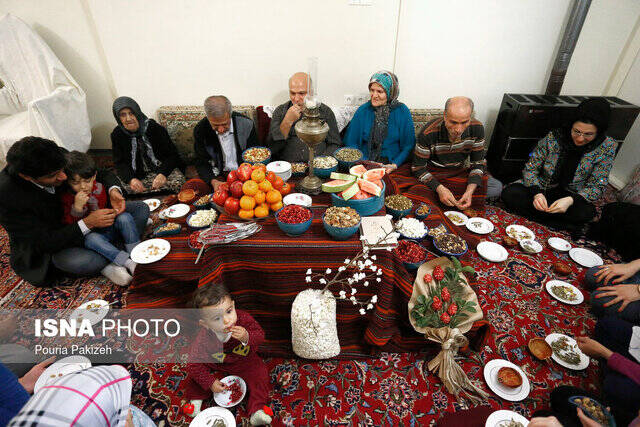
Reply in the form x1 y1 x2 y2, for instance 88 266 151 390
212 189 228 207
224 197 240 216
237 164 253 182
226 170 238 185
230 181 244 198
218 183 229 193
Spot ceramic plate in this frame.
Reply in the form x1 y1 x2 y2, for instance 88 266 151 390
130 239 171 264
143 198 161 212
189 406 236 427
505 224 535 242
477 241 508 263
466 217 494 234
283 193 312 207
485 410 529 427
569 248 603 268
69 299 109 325
483 359 530 401
548 237 571 252
34 355 91 393
161 203 190 219
546 280 584 305
545 333 590 370
213 376 247 408
520 239 543 254
444 211 469 226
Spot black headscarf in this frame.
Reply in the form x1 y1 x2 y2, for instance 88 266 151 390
553 98 611 189
112 96 160 173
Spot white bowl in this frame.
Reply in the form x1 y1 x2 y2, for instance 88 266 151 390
283 193 312 207
267 161 292 182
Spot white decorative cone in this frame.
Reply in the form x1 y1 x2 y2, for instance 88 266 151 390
291 289 340 359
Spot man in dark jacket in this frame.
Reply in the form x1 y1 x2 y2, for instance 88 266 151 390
193 96 258 190
0 137 149 287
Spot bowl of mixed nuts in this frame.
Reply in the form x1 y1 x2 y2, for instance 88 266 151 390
433 233 468 257
313 156 338 178
322 206 361 240
241 146 271 165
333 147 363 171
414 203 431 220
384 194 413 219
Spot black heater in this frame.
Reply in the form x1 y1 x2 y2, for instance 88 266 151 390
487 94 640 184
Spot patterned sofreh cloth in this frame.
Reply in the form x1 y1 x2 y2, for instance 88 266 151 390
8 365 132 426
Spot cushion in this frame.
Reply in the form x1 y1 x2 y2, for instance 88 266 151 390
618 164 640 205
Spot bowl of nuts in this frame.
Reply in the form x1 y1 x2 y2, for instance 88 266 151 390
414 203 431 220
153 222 182 237
433 233 468 257
322 206 361 240
385 194 413 219
313 156 338 178
333 147 363 172
193 194 213 209
242 146 271 165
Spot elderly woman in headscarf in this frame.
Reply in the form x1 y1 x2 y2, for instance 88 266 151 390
502 98 618 233
343 71 415 173
111 96 186 194
8 365 155 426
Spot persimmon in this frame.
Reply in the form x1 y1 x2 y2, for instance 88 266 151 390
240 195 256 211
273 176 284 191
253 190 266 204
266 190 282 204
250 169 265 183
238 209 254 219
265 171 277 183
279 182 293 196
254 204 269 218
258 180 273 193
269 201 283 212
242 180 259 197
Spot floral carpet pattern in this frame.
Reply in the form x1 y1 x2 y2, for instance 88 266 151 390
0 201 622 426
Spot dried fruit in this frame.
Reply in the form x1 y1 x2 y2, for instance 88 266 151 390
433 266 445 281
447 303 458 315
440 312 451 324
441 287 451 302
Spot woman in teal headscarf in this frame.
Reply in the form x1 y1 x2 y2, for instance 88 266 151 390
343 71 415 173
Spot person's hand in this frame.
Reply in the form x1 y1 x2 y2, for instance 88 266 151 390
577 407 604 427
528 415 563 426
533 193 549 212
383 164 397 174
457 191 473 210
210 379 227 393
229 325 249 343
211 179 225 192
594 284 640 312
576 336 613 359
151 173 167 190
73 191 89 212
109 188 126 215
436 185 457 207
547 196 573 214
84 208 117 228
595 263 640 285
18 356 55 393
129 178 145 193
124 409 134 427
284 104 303 123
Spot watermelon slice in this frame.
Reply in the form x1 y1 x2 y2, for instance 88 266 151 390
341 182 360 200
358 178 382 197
362 168 386 181
329 172 357 181
322 179 353 193
352 191 372 200
349 164 367 178
371 179 384 189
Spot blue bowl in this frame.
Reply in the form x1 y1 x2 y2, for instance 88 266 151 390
396 239 428 270
313 157 338 179
331 181 386 217
333 147 363 172
275 206 313 237
432 233 468 257
386 203 413 219
322 213 361 241
569 396 616 427
193 194 213 210
398 228 429 241
153 222 182 237
414 203 431 220
241 146 271 165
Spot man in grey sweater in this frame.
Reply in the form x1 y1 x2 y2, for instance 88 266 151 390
267 72 342 163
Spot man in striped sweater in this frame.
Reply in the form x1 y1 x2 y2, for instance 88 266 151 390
411 97 501 209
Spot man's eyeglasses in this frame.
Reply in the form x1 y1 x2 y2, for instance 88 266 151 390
571 128 596 139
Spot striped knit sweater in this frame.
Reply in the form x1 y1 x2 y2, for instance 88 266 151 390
411 117 486 191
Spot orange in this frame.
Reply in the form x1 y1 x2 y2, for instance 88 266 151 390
254 204 269 218
266 190 282 204
252 163 267 171
258 180 273 193
238 209 254 219
273 176 284 191
265 171 277 183
279 182 293 196
253 190 266 204
239 162 253 170
269 201 283 212
251 168 265 183
242 180 259 196
240 195 256 210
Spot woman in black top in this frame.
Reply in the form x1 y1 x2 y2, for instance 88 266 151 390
111 96 185 194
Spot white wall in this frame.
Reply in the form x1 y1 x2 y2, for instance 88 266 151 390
1 0 639 150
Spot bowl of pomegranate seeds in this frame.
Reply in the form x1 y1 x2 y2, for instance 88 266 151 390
275 205 313 237
393 239 428 270
214 375 247 408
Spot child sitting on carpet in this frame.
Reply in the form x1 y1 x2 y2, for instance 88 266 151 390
185 283 272 426
60 151 139 285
